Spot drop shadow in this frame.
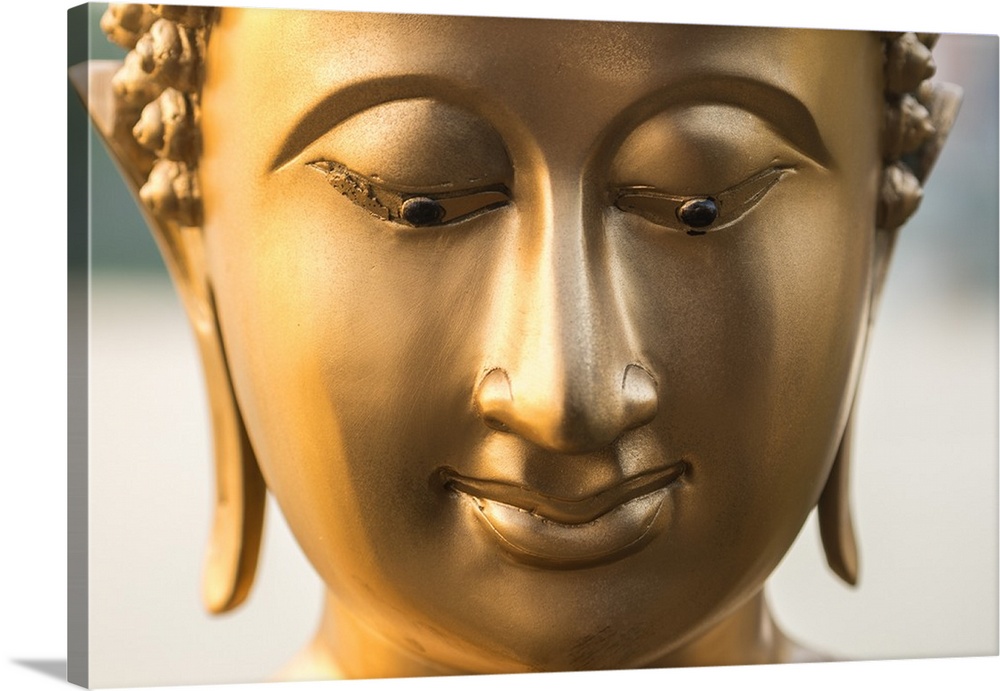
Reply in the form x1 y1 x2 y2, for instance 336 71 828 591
11 658 67 682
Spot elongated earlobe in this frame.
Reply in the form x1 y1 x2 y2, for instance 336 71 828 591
818 413 859 586
198 299 267 613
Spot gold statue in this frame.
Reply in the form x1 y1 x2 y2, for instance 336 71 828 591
74 3 962 680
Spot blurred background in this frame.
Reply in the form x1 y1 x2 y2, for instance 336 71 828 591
70 4 998 687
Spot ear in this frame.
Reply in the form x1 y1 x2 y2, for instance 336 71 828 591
817 56 962 585
71 60 266 614
818 412 859 586
197 296 268 614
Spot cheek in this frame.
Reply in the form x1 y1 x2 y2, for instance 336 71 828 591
613 167 873 533
200 168 510 577
200 174 373 571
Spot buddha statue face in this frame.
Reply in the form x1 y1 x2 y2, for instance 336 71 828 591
86 4 958 679
201 11 879 671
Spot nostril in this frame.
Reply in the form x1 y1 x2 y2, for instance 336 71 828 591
482 416 511 432
622 363 659 430
475 367 514 423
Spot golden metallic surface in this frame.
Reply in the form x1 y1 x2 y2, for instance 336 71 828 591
76 4 961 681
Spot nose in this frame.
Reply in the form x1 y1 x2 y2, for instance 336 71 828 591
474 177 658 454
476 364 658 454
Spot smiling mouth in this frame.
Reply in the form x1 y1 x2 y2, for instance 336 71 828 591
439 463 687 569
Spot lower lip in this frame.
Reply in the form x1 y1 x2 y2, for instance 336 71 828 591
456 485 677 569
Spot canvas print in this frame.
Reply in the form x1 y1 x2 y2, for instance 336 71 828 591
68 2 998 688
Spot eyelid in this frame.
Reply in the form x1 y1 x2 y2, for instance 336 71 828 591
309 160 511 227
614 166 793 235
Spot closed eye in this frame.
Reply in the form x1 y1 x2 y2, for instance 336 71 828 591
613 166 793 235
309 160 511 228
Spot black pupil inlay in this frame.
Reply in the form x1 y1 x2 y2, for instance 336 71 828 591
400 197 446 226
677 198 719 229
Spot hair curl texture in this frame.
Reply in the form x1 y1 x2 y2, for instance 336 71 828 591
101 4 951 232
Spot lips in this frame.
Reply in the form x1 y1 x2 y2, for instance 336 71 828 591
440 462 686 568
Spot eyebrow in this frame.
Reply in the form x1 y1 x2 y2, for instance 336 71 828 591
639 75 833 168
268 75 456 172
271 73 833 172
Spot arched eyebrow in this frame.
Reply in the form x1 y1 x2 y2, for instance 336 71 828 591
647 75 834 168
268 75 459 172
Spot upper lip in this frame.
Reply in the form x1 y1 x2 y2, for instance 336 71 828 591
437 462 688 524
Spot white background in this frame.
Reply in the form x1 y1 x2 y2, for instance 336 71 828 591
2 1 998 690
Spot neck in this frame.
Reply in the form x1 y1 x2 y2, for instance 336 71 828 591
275 588 814 681
647 590 806 667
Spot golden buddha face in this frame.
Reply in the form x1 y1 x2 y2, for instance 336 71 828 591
192 10 884 673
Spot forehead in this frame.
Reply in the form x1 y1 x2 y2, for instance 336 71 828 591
202 10 882 170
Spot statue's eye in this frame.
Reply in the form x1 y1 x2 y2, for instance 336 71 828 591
613 166 793 235
309 160 511 228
